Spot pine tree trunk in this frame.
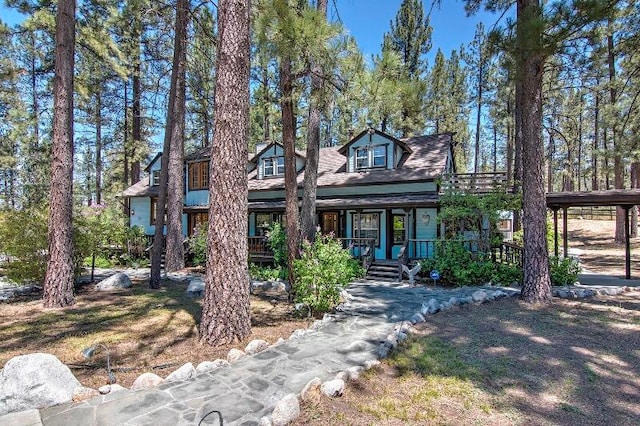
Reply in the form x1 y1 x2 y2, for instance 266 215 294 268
300 0 328 243
131 29 142 185
592 90 599 190
95 92 102 205
199 0 251 345
165 0 189 272
281 56 301 296
513 77 523 232
608 25 625 243
518 0 551 303
43 0 76 308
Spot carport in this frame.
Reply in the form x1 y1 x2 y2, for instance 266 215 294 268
547 189 640 279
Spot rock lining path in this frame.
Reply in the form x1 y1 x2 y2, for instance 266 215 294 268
33 281 517 425
3 273 634 426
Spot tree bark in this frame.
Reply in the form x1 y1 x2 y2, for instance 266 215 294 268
281 56 301 296
43 0 76 308
300 0 328 242
517 0 551 303
592 89 599 190
95 92 102 205
199 0 251 345
130 24 142 186
165 0 189 272
607 23 625 243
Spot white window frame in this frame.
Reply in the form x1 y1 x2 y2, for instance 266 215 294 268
352 212 380 247
355 145 386 169
262 157 284 177
152 170 160 186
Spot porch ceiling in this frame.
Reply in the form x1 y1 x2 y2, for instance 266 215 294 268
546 189 640 208
247 193 439 211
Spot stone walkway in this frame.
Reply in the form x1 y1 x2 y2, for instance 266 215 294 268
16 280 517 426
4 272 635 426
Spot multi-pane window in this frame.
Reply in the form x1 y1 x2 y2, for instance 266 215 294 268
393 215 406 244
151 170 160 186
188 161 209 190
355 147 369 169
150 198 167 225
255 212 286 236
352 212 380 246
355 145 386 169
372 145 386 167
263 157 285 177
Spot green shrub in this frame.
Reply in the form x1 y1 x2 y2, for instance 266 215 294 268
186 222 208 266
549 256 581 286
0 208 48 284
249 263 283 281
418 240 523 286
266 222 287 269
293 233 363 315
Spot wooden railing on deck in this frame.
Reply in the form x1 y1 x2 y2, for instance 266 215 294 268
440 172 509 193
491 241 523 267
337 237 376 271
397 238 523 281
248 236 273 263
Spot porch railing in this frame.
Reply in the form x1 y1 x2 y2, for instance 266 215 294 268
248 236 274 263
440 172 509 193
491 241 523 267
337 237 376 271
397 238 524 281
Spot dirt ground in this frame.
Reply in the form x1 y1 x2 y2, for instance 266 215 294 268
293 219 640 425
296 292 640 426
565 218 640 277
0 277 308 389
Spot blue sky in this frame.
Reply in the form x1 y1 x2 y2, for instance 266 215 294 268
2 1 511 63
335 0 511 64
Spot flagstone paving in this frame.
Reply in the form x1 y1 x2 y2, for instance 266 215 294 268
5 273 634 426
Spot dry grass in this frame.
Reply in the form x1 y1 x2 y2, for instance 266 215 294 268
0 276 307 389
296 293 640 425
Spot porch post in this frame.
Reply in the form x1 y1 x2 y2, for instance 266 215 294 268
551 207 559 257
356 209 362 258
562 206 568 258
624 205 631 279
403 208 410 258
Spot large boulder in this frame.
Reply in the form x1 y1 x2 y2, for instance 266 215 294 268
130 372 163 391
95 273 132 291
186 277 205 298
0 353 82 415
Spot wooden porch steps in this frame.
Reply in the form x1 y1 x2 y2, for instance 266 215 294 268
365 260 399 282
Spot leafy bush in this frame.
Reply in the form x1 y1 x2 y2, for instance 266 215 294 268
249 263 283 281
549 256 581 286
0 208 48 284
186 222 208 266
266 222 287 269
418 240 522 287
293 233 363 314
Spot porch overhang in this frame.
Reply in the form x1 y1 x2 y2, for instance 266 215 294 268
546 189 640 280
247 193 439 211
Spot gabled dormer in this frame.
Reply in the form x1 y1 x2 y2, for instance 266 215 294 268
144 153 163 186
337 128 413 173
248 142 306 180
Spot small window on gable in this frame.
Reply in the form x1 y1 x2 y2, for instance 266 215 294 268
151 170 160 186
263 157 284 177
355 145 386 169
188 161 209 190
355 147 368 169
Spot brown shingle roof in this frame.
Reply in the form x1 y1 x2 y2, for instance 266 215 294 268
121 179 159 198
123 132 452 197
247 132 452 191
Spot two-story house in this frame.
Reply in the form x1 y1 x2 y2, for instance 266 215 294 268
122 128 457 261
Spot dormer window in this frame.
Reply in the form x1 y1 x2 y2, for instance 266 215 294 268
355 145 386 169
263 157 284 177
152 170 160 186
